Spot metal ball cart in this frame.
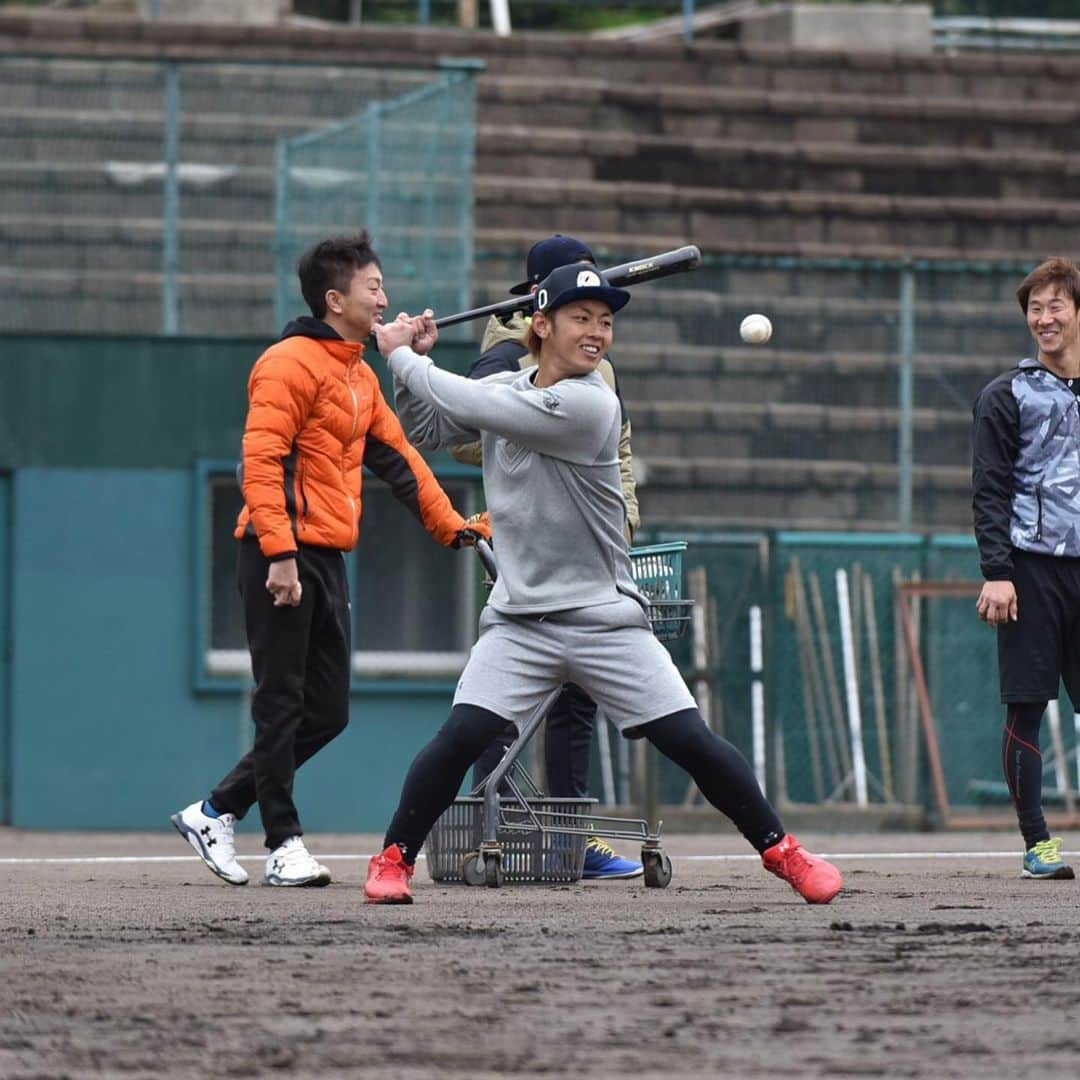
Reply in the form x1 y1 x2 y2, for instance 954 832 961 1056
425 539 693 890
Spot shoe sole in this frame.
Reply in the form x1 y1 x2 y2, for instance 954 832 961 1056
1021 867 1075 880
170 813 248 886
582 868 645 880
363 893 413 904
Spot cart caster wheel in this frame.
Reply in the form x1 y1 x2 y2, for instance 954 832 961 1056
461 852 486 886
642 848 672 888
484 853 504 889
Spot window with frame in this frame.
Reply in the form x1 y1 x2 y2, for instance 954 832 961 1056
198 462 480 687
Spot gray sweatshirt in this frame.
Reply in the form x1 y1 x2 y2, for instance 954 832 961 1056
388 345 644 615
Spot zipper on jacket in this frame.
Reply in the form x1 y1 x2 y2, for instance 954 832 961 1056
346 361 361 548
1035 483 1044 542
297 461 309 528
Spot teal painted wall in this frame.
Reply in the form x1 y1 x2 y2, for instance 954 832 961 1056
0 334 475 468
0 334 478 830
7 467 456 834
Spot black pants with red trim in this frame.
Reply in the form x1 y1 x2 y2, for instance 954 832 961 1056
995 551 1080 848
210 539 351 851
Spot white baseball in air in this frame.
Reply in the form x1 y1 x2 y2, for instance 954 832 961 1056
739 313 773 345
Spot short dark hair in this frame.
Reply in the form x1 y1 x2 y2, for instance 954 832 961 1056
297 232 381 318
1016 257 1080 313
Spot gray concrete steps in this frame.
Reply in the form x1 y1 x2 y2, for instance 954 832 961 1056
475 127 1080 200
626 399 972 464
480 76 1080 155
0 54 434 117
473 175 1080 260
612 342 1007 411
4 13 1078 105
636 456 971 531
5 100 1071 204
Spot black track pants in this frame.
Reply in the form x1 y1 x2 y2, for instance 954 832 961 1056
211 540 351 850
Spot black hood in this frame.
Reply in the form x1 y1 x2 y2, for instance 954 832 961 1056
278 316 344 342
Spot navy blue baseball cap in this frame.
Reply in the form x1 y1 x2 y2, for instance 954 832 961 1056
509 234 596 295
534 263 630 315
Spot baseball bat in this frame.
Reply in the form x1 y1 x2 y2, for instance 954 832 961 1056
433 244 701 329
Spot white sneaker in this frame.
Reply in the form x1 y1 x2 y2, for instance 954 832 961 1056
264 837 332 887
170 801 249 886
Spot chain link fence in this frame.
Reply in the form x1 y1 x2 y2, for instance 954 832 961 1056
0 54 477 337
620 529 1080 825
273 60 479 338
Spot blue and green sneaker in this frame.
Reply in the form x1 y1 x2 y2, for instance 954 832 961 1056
582 837 643 880
1022 837 1075 880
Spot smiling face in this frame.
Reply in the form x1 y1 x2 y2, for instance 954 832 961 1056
532 299 614 387
323 263 388 342
1027 282 1080 372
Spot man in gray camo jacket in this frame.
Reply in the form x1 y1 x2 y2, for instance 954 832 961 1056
972 255 1080 881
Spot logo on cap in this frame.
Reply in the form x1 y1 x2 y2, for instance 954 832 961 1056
576 270 600 287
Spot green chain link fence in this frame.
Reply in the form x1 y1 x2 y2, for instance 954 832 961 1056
620 530 1080 825
0 54 478 338
273 60 480 339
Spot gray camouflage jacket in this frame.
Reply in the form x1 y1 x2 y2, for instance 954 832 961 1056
972 357 1080 580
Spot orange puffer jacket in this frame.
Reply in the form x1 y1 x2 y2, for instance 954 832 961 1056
235 318 468 558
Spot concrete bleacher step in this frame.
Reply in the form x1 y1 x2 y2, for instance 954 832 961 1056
6 14 1080 107
473 176 1080 260
613 343 1011 411
476 127 1079 201
479 77 1080 155
0 54 434 119
635 456 972 532
625 399 972 464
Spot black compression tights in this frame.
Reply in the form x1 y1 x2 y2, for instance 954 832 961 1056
639 708 784 854
384 703 784 864
1003 703 1050 849
384 704 510 864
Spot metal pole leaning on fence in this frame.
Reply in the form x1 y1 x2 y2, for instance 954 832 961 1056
836 569 869 806
273 139 290 333
750 606 766 795
365 101 382 240
789 559 827 802
897 264 916 530
861 572 894 802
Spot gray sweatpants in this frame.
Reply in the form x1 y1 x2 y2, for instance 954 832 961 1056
453 595 696 732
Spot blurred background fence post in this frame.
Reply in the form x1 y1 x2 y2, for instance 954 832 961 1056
897 262 915 530
162 61 181 336
273 59 481 333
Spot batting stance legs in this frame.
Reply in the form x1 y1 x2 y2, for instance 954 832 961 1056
364 602 843 906
389 703 781 863
366 703 840 906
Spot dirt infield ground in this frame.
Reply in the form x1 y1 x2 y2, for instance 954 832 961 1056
2 828 1078 1079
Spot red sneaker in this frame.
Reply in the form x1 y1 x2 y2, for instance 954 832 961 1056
762 834 843 904
364 844 415 904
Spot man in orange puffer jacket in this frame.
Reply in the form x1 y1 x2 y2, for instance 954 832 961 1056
171 231 487 888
